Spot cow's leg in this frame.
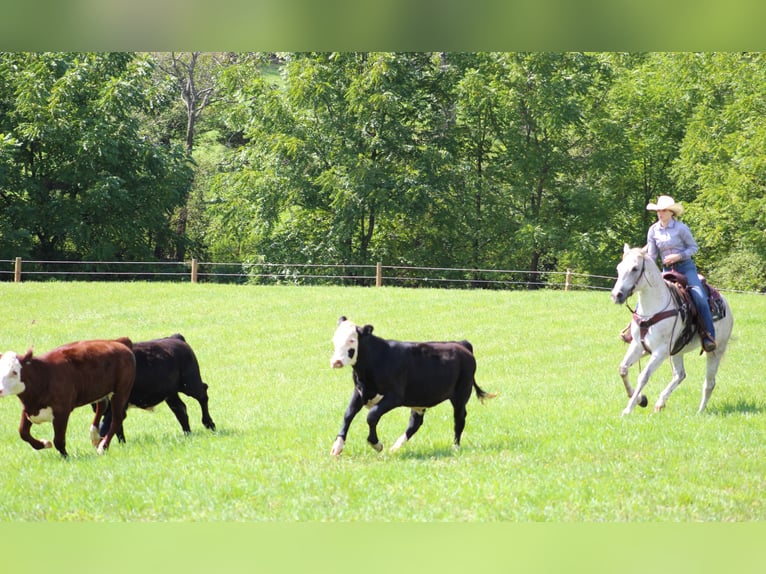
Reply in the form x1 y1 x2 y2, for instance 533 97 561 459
451 401 467 448
195 383 216 430
165 393 192 433
655 354 686 412
365 397 400 452
51 410 71 458
181 384 216 431
94 401 125 446
619 341 649 409
98 404 126 443
18 412 53 451
331 390 364 456
622 349 668 416
98 385 131 455
390 408 425 452
91 399 107 446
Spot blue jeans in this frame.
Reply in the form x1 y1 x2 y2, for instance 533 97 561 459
665 258 715 339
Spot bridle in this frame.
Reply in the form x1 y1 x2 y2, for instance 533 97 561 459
621 253 647 302
622 252 680 354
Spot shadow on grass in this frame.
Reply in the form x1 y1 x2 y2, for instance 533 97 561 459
111 426 240 448
393 436 519 461
707 399 765 417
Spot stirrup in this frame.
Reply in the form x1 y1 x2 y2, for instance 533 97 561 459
620 324 633 343
701 333 717 352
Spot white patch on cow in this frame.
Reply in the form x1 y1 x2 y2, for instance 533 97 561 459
331 320 359 368
365 394 384 409
0 352 26 397
331 436 345 456
390 433 408 452
27 407 53 424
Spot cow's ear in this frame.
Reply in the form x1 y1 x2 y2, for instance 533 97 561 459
21 348 33 363
361 324 374 336
337 316 347 325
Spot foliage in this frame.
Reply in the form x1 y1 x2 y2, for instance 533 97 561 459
0 52 192 261
3 52 766 291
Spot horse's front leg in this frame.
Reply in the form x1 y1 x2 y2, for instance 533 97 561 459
623 349 668 416
618 341 648 408
654 354 686 412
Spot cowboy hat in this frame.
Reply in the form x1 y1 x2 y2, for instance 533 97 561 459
646 195 684 216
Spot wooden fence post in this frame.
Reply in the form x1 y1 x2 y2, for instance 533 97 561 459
14 257 21 283
191 259 198 283
565 268 572 291
376 261 382 287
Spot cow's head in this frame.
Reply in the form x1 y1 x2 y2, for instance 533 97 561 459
0 352 26 397
331 316 373 369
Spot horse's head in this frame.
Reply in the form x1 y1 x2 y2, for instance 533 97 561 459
611 243 650 304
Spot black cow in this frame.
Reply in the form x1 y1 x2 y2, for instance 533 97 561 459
329 316 496 456
94 334 215 442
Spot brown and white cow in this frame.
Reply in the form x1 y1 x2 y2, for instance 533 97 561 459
330 316 496 456
0 338 135 457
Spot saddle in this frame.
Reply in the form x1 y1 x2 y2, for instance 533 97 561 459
662 270 727 321
620 272 726 355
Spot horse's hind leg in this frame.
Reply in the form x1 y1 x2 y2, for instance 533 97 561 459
698 352 723 413
655 354 686 412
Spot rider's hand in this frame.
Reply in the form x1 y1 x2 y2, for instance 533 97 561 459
663 253 682 266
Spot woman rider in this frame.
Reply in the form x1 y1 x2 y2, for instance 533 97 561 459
645 195 717 352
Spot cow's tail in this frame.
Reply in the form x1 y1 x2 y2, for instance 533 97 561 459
473 382 498 404
459 340 496 403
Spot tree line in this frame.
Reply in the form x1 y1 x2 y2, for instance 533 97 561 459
1 52 764 290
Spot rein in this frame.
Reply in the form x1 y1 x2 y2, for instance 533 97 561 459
625 255 680 354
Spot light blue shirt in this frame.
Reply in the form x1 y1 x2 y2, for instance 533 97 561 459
646 218 699 264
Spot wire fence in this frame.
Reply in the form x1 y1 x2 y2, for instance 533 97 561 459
0 257 622 291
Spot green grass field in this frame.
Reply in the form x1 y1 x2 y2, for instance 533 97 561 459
0 282 763 521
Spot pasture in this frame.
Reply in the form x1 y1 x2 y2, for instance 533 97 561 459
0 281 764 521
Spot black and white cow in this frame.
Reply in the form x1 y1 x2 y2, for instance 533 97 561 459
94 334 215 442
329 316 496 456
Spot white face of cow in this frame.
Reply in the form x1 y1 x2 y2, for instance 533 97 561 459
331 320 359 369
0 352 25 397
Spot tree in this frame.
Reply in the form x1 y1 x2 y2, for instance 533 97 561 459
0 52 192 261
673 52 766 290
489 52 616 286
153 52 241 260
209 52 455 278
